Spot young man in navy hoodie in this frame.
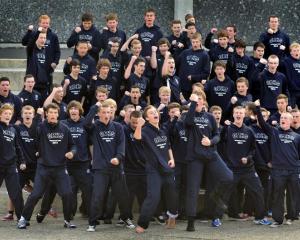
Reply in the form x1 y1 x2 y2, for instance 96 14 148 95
0 77 22 124
17 103 77 229
134 105 178 233
255 100 300 227
259 15 290 59
258 54 289 114
22 14 60 97
100 13 126 53
67 12 101 63
177 32 210 100
281 42 300 108
221 106 271 225
184 90 233 230
135 8 163 58
86 102 134 232
0 104 25 222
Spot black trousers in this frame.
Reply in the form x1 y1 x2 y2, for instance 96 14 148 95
137 169 178 229
228 170 265 220
243 167 271 216
186 154 233 219
175 162 187 217
0 165 24 219
271 169 300 224
22 164 72 221
19 168 36 189
89 170 130 226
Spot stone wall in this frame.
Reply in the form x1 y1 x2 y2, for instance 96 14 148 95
194 0 300 44
1 0 299 44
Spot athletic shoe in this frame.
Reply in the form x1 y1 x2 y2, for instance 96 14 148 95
166 217 176 229
211 218 222 227
103 219 112 224
86 225 95 232
17 217 27 229
2 213 13 221
254 218 272 225
115 219 125 227
123 218 135 229
36 213 45 223
48 208 58 218
64 220 76 229
270 222 282 228
285 219 293 225
154 215 166 225
186 219 195 232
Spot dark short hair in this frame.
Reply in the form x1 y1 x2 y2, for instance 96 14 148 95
235 39 246 49
24 74 34 82
130 110 142 119
44 103 60 114
133 57 146 66
82 12 93 22
67 100 84 116
0 77 10 83
185 22 196 29
253 41 265 50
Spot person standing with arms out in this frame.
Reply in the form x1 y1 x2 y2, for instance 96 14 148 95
17 103 77 229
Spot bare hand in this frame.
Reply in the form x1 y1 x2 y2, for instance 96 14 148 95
65 152 74 160
168 159 175 168
28 25 34 31
137 117 145 127
64 79 70 86
131 34 139 40
110 158 119 165
231 96 238 104
20 163 26 170
228 47 234 53
37 108 44 115
267 28 274 34
51 63 57 70
189 93 199 102
241 157 248 164
201 135 211 146
211 27 218 33
75 26 81 33
66 57 72 64
151 46 158 52
254 99 260 107
259 58 268 64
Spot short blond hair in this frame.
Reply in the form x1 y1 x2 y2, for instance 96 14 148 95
39 15 50 22
159 86 171 95
21 105 35 114
0 103 14 115
290 42 300 51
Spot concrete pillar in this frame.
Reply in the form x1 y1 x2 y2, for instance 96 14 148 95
174 0 193 23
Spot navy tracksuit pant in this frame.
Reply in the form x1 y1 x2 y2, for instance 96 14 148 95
22 164 72 221
271 169 300 224
138 169 178 229
228 170 265 220
89 170 130 226
0 165 24 219
186 153 233 219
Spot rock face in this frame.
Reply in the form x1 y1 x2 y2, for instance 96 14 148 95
0 0 174 43
193 0 300 44
0 0 298 44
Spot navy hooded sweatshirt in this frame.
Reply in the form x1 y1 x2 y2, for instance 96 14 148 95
135 24 163 57
0 122 24 167
61 75 87 104
0 92 22 124
86 105 125 172
221 123 256 172
136 122 173 174
281 55 300 93
67 24 101 62
184 101 220 161
177 48 210 92
250 123 271 170
89 75 118 103
100 28 127 51
167 33 188 61
123 124 146 175
63 53 97 84
18 89 42 110
258 69 289 110
259 29 290 59
30 120 76 167
61 117 91 165
256 106 300 171
22 28 60 66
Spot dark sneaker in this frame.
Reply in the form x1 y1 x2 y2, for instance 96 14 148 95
186 219 195 232
64 220 76 229
123 218 135 229
104 219 112 224
154 215 166 225
36 213 45 223
116 219 125 227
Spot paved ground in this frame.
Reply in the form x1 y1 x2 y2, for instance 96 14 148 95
1 188 300 240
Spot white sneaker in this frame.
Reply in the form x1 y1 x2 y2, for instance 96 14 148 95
86 225 95 232
285 219 293 225
270 222 281 228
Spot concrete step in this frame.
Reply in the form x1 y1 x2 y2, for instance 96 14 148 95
0 68 64 92
0 59 66 69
